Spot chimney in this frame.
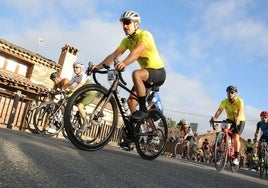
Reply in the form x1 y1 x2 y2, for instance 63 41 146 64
58 45 78 80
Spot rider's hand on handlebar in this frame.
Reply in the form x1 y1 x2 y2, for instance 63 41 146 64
115 61 126 71
209 117 214 124
209 117 216 130
65 89 73 98
85 62 97 75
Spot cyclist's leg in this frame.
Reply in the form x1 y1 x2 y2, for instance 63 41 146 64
127 88 138 113
77 91 95 130
130 69 149 120
131 68 166 121
232 121 245 160
186 136 194 156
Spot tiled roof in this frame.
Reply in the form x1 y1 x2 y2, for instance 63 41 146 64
0 38 59 94
0 38 60 68
0 69 47 93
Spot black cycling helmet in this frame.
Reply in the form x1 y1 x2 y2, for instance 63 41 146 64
50 72 59 81
247 139 251 142
226 85 238 93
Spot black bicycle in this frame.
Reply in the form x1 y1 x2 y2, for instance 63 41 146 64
25 90 56 134
64 59 168 160
259 139 268 178
33 89 68 137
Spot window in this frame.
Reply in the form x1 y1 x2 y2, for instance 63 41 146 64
0 56 5 68
0 56 28 76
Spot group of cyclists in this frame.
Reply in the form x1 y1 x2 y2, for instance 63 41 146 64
44 10 268 170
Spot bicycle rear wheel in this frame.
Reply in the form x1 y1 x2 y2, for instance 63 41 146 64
33 102 64 137
134 110 168 160
214 132 228 172
64 84 118 151
25 106 40 134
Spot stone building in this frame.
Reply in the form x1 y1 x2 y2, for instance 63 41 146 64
0 38 78 129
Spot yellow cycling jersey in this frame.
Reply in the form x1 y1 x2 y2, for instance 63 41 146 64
116 29 164 69
218 97 246 121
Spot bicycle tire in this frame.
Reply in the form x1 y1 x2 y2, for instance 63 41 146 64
260 154 265 178
266 154 268 178
25 106 40 134
214 132 228 172
33 102 64 137
64 84 118 151
134 109 168 160
230 160 239 173
61 127 69 140
174 142 180 158
174 142 185 159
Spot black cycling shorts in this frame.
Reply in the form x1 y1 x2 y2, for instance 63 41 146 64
232 121 245 135
145 68 166 87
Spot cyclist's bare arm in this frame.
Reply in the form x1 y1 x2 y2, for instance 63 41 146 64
235 105 243 125
119 41 145 66
96 50 122 70
213 108 224 120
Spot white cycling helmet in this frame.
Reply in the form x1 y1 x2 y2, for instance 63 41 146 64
73 61 84 68
119 10 141 23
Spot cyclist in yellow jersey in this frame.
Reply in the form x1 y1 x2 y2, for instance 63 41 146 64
94 10 166 121
210 85 245 165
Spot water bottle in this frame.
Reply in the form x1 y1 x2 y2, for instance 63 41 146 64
121 98 131 116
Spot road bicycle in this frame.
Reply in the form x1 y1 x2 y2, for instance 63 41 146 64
210 119 239 172
33 89 69 137
174 138 189 159
25 90 56 134
64 59 168 160
259 139 268 178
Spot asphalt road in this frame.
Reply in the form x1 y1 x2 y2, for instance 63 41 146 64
0 127 267 188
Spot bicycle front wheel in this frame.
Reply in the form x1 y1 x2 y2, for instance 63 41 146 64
134 109 168 160
33 102 64 137
260 152 268 178
214 132 228 172
64 84 118 151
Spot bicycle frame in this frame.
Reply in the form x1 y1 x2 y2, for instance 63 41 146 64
259 139 268 178
211 120 239 172
64 60 168 160
93 64 158 136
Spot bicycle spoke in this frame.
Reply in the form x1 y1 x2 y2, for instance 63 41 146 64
64 84 118 151
214 132 228 172
134 110 168 160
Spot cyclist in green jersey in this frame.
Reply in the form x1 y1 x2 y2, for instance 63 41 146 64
93 10 166 121
50 72 69 90
210 85 245 165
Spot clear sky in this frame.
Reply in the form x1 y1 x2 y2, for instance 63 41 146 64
1 0 267 139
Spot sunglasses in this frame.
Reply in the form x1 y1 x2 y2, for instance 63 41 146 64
122 19 132 25
73 66 81 69
227 91 236 95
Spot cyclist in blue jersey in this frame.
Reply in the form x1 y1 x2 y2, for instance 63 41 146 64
254 111 268 158
146 91 163 112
